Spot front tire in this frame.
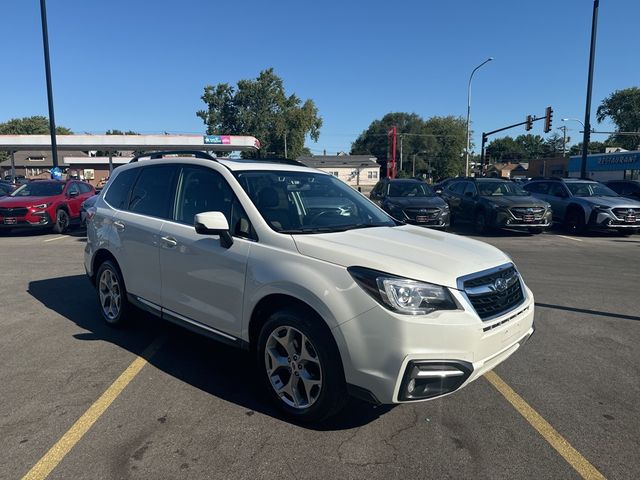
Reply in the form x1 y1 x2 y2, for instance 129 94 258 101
565 208 586 235
95 260 131 326
257 307 347 422
474 210 488 234
52 209 70 234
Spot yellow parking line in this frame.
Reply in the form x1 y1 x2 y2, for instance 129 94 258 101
43 236 67 243
485 371 606 480
22 337 165 480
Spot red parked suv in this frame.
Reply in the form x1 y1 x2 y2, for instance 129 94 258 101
0 180 95 233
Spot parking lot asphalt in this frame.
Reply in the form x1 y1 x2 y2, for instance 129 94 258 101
1 226 639 480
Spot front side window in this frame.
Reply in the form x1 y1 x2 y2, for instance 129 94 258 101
78 182 93 194
566 182 618 197
388 182 435 198
67 183 80 196
128 165 179 219
477 181 528 196
12 182 65 197
235 171 396 233
175 166 252 238
104 168 139 210
463 182 477 196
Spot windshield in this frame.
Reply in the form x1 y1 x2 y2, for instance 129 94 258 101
566 182 618 197
235 171 396 233
388 182 434 197
11 182 64 197
478 181 530 197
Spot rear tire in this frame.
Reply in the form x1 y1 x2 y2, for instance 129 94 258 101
52 209 70 234
257 307 347 423
95 260 131 327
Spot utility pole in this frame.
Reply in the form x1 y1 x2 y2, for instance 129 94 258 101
284 132 288 159
466 57 493 177
581 0 599 179
558 125 568 157
39 0 59 169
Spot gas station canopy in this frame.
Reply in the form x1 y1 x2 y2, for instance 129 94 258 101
0 134 261 152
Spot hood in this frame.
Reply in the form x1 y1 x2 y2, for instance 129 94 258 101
579 196 640 208
385 196 446 208
293 225 510 289
0 196 53 208
481 195 549 208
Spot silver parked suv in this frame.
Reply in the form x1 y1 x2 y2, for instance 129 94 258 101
524 178 640 234
85 150 535 421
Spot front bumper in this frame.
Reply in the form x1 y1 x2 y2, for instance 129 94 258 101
491 208 552 230
0 212 52 228
588 209 640 230
335 285 535 404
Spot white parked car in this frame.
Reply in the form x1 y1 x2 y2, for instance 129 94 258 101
84 151 535 421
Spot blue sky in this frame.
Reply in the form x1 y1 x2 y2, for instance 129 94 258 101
1 0 638 155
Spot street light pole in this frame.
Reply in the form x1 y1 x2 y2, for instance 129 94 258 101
466 57 493 177
581 0 599 179
39 0 59 170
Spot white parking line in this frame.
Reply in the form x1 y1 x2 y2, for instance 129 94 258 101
43 236 67 243
556 235 584 243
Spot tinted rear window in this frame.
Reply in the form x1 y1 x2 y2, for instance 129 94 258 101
104 168 139 210
128 165 178 219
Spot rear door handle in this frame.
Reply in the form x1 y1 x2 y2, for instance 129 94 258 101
161 236 177 248
113 220 125 231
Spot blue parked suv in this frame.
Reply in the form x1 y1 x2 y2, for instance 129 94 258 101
523 178 640 234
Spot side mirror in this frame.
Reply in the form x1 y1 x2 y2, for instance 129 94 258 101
194 211 233 248
464 191 474 198
68 190 79 198
434 188 443 195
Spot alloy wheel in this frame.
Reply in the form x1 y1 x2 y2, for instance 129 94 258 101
264 325 323 409
98 268 121 321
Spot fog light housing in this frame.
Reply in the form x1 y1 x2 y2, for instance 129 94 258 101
399 360 473 401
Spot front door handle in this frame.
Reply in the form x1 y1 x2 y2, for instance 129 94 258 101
161 236 177 248
113 220 125 231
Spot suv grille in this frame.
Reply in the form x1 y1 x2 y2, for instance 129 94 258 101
461 266 524 320
612 208 640 219
510 207 545 221
0 207 28 217
403 207 440 220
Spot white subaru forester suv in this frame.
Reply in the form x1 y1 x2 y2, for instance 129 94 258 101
85 151 535 422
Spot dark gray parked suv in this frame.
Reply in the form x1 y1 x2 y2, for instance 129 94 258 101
523 178 640 234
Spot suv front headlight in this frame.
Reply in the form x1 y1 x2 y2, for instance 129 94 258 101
32 202 52 209
348 266 458 315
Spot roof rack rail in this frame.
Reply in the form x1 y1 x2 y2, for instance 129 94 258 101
258 157 307 167
129 150 217 163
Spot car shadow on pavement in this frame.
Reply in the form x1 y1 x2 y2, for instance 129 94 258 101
535 302 640 322
27 274 393 431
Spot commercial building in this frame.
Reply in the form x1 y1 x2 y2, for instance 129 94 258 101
297 155 379 191
567 151 640 181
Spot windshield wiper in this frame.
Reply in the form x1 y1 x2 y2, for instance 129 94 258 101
281 223 389 234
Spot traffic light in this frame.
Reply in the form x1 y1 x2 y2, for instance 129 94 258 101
525 115 534 131
544 106 553 133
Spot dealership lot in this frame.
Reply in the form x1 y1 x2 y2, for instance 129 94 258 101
1 228 638 479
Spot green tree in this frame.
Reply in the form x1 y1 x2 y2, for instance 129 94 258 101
596 87 640 150
351 113 467 179
105 129 139 135
544 133 565 157
197 68 322 159
0 116 72 162
485 136 523 162
0 116 72 135
568 141 607 156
